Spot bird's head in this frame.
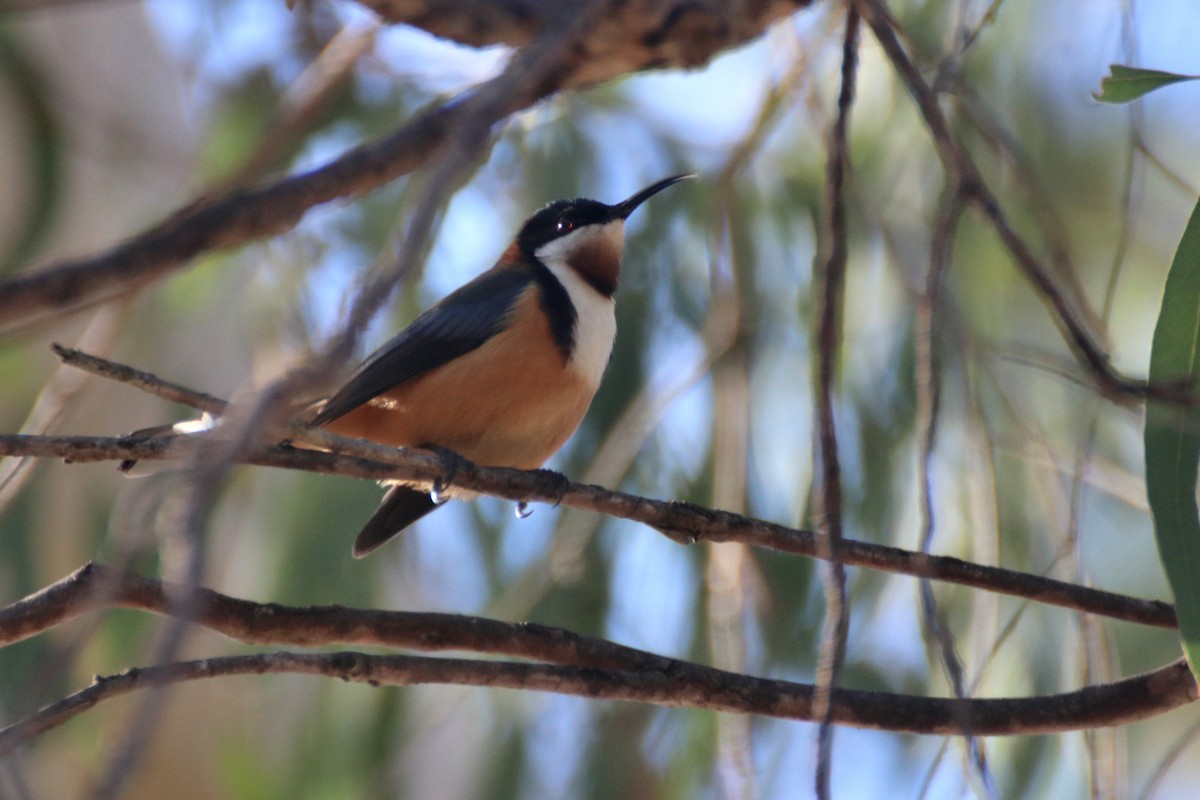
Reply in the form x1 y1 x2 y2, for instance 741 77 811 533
516 174 693 297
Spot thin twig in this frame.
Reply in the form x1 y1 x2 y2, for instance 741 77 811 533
853 0 1150 400
215 20 382 194
0 311 129 509
916 185 998 798
51 344 226 415
811 8 859 797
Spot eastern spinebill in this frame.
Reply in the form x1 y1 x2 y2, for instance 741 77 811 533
126 174 693 557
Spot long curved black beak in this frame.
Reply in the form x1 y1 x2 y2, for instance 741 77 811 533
611 173 695 220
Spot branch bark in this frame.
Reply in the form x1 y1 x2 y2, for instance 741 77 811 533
0 563 1193 757
360 0 807 84
0 431 1176 630
810 8 860 795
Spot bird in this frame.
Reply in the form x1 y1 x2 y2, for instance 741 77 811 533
307 173 693 556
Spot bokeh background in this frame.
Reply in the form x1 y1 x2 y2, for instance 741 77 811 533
2 0 1199 797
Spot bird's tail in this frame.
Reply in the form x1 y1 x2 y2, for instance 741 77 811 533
352 484 439 558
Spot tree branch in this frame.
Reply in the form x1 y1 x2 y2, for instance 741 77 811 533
810 7 859 795
0 563 1193 757
0 563 671 669
0 99 455 329
51 343 226 415
360 0 808 84
30 344 1171 630
0 431 1175 630
853 0 1149 400
0 0 810 330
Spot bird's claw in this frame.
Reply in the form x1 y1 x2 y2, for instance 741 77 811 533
424 444 466 504
538 469 572 508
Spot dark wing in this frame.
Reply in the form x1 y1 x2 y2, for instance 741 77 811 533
312 266 533 426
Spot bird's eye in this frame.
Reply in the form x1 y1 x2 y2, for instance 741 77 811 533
556 217 574 233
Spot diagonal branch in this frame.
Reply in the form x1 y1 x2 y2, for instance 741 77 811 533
0 0 810 331
0 99 460 329
853 0 1147 399
51 343 226 415
0 431 1176 629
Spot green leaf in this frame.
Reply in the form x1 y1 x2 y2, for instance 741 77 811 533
1145 197 1200 681
1094 64 1200 103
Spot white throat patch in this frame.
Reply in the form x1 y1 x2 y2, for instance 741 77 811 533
536 224 621 388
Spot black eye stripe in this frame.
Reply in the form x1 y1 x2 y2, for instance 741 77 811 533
517 198 609 255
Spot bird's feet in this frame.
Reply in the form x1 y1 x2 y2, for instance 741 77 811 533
534 468 573 508
513 469 573 520
423 444 468 504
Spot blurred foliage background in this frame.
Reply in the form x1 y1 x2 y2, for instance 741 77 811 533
1 0 1199 798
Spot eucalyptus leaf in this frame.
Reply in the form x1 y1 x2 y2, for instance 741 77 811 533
1094 64 1200 103
1145 197 1200 681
